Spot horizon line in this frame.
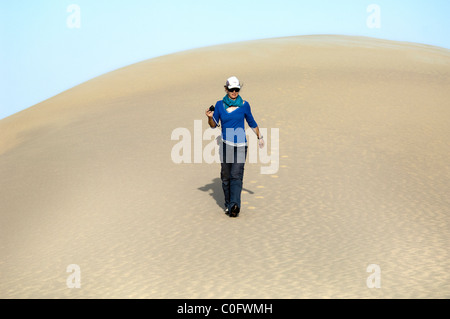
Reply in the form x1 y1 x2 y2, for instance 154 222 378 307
2 33 449 121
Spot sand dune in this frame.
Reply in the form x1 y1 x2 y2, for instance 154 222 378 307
1 35 449 298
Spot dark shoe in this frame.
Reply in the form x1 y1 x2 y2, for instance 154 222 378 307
225 207 230 216
229 204 240 218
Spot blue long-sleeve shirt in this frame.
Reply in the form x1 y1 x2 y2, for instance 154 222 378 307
213 100 258 147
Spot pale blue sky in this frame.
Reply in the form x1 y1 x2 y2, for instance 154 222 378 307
1 0 449 119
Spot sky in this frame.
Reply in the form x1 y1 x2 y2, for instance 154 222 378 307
1 0 449 119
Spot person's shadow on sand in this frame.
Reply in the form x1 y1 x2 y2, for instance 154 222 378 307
198 178 254 211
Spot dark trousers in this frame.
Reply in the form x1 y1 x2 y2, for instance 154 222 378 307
220 143 248 211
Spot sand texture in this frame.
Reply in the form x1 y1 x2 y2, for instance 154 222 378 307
0 35 449 298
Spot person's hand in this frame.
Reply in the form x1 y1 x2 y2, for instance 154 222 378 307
258 137 265 149
205 108 214 119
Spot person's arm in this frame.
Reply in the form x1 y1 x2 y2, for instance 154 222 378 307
206 102 220 128
209 117 217 128
251 127 264 149
206 109 216 128
245 102 264 148
251 127 263 140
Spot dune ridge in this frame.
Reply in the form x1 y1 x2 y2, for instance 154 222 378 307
1 35 449 298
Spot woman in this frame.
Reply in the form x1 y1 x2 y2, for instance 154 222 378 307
205 76 264 218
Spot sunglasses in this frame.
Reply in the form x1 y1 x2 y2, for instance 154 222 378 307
228 88 240 93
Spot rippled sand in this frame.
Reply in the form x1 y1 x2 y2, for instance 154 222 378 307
1 35 449 298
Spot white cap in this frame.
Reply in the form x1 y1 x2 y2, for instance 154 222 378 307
226 76 241 89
